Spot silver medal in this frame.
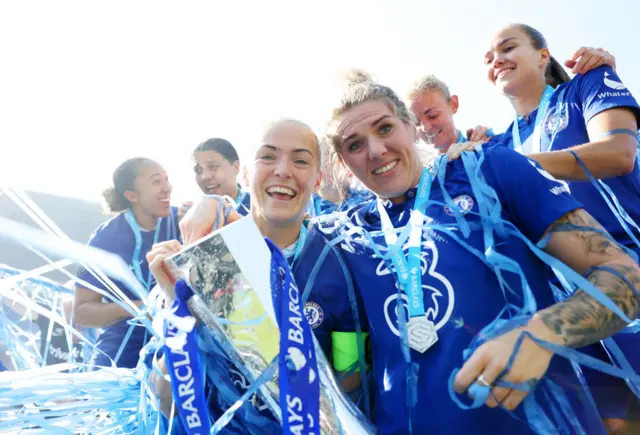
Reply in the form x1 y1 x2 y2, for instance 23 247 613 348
407 315 438 353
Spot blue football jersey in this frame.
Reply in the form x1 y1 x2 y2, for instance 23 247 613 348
307 147 606 434
77 207 180 368
295 221 369 360
498 66 640 253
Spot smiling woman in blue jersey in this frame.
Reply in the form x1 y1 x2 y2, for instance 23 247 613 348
175 74 640 433
192 138 251 216
407 49 614 156
73 157 179 369
481 25 640 255
309 73 640 434
147 119 370 430
446 23 640 432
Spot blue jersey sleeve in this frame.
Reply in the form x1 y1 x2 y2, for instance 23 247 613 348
76 220 125 291
482 147 583 242
293 224 367 359
578 66 640 126
77 215 131 290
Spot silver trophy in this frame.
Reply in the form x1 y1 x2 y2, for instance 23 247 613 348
166 217 376 434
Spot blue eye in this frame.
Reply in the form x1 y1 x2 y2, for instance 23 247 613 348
348 141 362 152
379 124 392 135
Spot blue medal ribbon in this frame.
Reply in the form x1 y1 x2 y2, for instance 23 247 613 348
266 238 320 435
283 225 308 268
124 209 161 290
512 85 555 154
163 279 212 435
376 168 432 319
118 210 162 366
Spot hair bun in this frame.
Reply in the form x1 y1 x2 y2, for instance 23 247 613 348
341 69 375 87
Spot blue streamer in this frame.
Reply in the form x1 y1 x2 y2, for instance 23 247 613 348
567 149 640 252
440 147 640 433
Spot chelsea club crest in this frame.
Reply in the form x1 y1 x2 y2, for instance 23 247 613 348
304 302 324 329
544 112 568 135
444 194 474 216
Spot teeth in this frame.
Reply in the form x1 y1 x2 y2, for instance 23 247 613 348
373 160 398 175
267 186 295 196
498 68 514 79
422 130 441 143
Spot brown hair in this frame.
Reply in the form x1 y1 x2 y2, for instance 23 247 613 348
193 138 240 165
510 23 570 88
102 157 155 213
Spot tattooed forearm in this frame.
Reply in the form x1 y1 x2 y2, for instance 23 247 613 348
545 210 625 257
539 264 640 348
538 208 640 347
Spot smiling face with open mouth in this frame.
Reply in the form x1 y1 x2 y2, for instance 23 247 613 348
251 121 321 225
485 26 550 98
410 90 460 152
128 162 173 218
193 150 240 199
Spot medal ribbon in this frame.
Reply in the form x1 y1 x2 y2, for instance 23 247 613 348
512 85 555 154
376 168 432 319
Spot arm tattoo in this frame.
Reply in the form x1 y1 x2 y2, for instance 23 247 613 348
540 264 640 348
545 210 625 257
539 210 640 347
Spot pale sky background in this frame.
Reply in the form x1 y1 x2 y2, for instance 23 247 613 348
2 0 638 205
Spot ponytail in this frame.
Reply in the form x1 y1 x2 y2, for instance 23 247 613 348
546 56 571 88
102 186 129 213
102 157 154 214
511 24 571 88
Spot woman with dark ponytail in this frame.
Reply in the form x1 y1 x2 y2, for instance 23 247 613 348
447 23 640 433
73 157 180 369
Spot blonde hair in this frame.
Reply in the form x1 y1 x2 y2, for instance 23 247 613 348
325 69 416 154
406 74 452 103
